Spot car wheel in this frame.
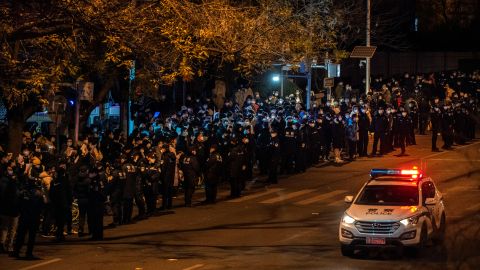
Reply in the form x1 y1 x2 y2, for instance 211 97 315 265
341 244 354 257
433 214 446 245
405 224 427 258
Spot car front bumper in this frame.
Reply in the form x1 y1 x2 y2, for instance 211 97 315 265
339 222 421 247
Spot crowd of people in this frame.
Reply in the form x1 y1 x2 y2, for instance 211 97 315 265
0 70 478 259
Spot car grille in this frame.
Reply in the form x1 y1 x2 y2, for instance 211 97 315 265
355 221 400 234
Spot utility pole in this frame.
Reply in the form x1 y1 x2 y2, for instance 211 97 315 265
366 0 371 95
280 70 284 97
306 71 312 110
74 81 80 144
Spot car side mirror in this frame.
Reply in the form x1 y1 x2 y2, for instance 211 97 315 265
344 196 354 203
425 197 436 205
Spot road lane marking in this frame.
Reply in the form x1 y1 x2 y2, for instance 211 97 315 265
259 189 315 204
295 190 347 205
19 258 62 270
228 188 284 203
421 141 480 160
182 264 205 270
442 185 479 194
466 203 480 211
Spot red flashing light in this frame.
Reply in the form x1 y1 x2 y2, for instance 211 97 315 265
401 169 419 175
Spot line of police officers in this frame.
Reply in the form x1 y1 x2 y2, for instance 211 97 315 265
0 90 477 259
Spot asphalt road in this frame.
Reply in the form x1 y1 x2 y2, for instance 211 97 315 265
1 134 479 270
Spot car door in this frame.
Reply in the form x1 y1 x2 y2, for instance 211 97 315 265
421 181 439 228
431 181 443 227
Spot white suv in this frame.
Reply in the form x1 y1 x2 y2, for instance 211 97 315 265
339 168 446 256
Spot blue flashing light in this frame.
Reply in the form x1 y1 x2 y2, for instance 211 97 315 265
68 100 75 106
370 169 401 178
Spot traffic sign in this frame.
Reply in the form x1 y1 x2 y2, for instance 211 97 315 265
350 46 377 58
323 77 334 88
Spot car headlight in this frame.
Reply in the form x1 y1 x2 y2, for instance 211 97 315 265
342 213 356 224
400 215 420 226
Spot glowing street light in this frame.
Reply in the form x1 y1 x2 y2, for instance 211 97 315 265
272 75 280 82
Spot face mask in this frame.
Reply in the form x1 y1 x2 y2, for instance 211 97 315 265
402 112 407 117
7 170 14 176
378 110 384 115
67 142 72 147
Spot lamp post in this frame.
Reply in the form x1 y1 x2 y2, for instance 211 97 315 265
366 0 371 95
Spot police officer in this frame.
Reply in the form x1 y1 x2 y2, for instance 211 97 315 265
87 164 105 240
370 107 388 156
430 103 443 152
132 153 146 220
256 122 271 175
204 144 223 204
418 97 430 135
145 153 160 215
453 103 466 145
295 122 307 172
407 101 417 145
323 112 334 161
441 104 454 150
74 165 90 236
122 155 136 224
268 128 281 184
180 147 200 207
397 109 410 156
12 167 44 259
306 119 320 164
49 160 69 242
357 107 370 157
107 159 124 226
227 137 246 198
281 118 296 174
160 144 176 210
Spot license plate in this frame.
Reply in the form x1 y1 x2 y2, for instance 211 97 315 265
366 237 386 245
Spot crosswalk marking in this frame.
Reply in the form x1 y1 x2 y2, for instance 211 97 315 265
260 189 315 204
327 200 345 207
295 190 348 206
228 188 284 203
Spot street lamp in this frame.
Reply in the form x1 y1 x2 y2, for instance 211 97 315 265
272 75 280 82
366 0 371 95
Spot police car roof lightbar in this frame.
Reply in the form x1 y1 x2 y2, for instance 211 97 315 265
370 167 422 180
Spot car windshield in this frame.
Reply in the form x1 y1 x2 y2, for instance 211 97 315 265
355 185 419 206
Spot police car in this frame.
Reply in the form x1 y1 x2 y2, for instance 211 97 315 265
339 167 446 256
